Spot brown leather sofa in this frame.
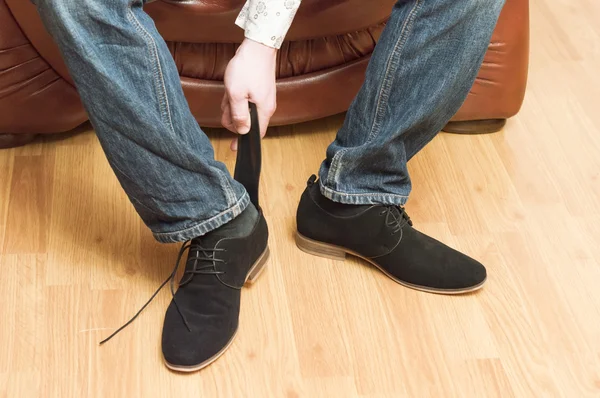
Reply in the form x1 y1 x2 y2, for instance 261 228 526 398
0 0 529 149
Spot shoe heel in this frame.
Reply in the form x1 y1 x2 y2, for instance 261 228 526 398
295 232 346 261
246 247 270 285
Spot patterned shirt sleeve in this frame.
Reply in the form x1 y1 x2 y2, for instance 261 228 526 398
235 0 302 49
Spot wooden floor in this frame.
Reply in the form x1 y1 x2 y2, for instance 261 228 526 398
2 2 600 397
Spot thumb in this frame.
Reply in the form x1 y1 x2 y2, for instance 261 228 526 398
229 93 250 135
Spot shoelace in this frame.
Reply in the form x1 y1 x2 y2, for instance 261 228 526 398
380 206 413 235
99 240 225 345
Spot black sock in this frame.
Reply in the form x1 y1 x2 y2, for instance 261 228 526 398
196 203 259 243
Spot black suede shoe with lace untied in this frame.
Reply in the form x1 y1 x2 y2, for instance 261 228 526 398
99 204 269 372
296 175 486 294
161 204 269 371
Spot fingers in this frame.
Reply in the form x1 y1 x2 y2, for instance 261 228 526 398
221 93 240 152
221 94 233 131
220 94 236 133
225 98 275 151
220 92 228 112
228 91 251 135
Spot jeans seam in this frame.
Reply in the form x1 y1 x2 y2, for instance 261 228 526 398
367 0 422 144
322 187 409 198
128 5 237 207
326 0 422 188
320 182 409 205
215 167 238 207
126 4 176 136
326 147 349 187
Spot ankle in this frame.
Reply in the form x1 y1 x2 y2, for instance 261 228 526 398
196 203 259 242
312 187 370 217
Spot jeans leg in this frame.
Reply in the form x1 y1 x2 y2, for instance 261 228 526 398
319 0 505 205
31 0 248 243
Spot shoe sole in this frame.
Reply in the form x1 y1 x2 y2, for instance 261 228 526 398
163 246 270 373
295 232 486 295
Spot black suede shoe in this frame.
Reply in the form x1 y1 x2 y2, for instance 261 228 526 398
296 176 486 294
161 204 269 372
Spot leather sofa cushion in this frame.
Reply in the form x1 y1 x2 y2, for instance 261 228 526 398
170 22 385 80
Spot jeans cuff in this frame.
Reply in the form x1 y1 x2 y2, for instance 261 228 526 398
152 192 250 243
319 181 409 206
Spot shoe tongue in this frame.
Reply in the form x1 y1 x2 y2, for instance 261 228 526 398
387 206 412 228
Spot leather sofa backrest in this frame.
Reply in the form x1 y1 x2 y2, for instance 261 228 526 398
147 0 396 43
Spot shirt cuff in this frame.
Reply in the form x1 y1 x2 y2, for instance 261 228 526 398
235 0 301 49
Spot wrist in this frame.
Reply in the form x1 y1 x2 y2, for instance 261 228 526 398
238 38 278 57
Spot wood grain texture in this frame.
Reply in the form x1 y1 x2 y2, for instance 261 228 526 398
1 0 600 396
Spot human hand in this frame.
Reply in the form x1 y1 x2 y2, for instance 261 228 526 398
221 38 277 151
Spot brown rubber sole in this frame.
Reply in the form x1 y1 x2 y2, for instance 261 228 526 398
163 246 270 373
295 232 486 295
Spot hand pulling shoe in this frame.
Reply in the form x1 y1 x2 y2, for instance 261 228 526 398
100 103 269 373
295 176 486 294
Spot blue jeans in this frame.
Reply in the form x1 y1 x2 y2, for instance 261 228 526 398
32 0 504 243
